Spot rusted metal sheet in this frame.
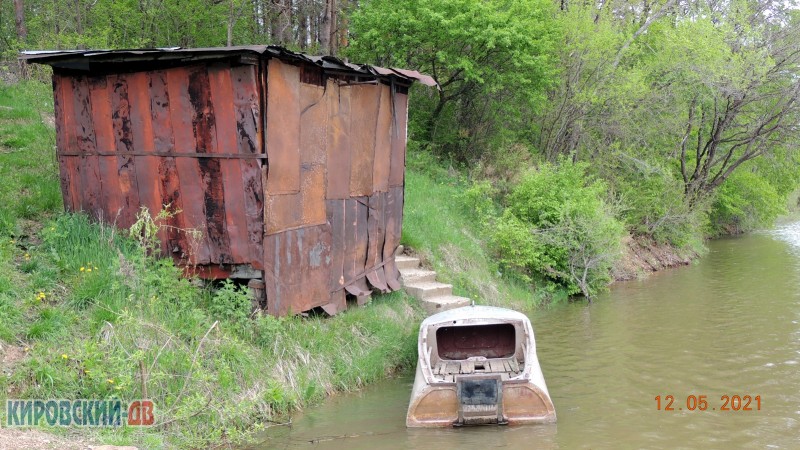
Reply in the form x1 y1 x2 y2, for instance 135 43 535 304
52 75 72 212
70 76 103 219
326 199 346 293
189 66 233 264
88 75 122 224
265 59 300 194
148 70 186 257
365 192 389 292
349 84 379 197
231 64 265 268
373 85 392 193
264 224 332 316
209 63 249 263
326 80 351 199
389 92 409 187
383 186 404 290
108 73 142 230
167 67 212 264
343 197 371 297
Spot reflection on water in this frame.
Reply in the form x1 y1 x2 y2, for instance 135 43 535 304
258 226 800 449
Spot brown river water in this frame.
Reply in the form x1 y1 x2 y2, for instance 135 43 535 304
256 223 800 449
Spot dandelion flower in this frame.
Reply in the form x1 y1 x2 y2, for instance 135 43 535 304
86 268 92 273
61 354 68 359
107 378 114 384
80 267 85 272
24 253 30 259
24 347 30 352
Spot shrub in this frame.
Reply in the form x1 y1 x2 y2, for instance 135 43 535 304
709 170 785 235
491 162 623 299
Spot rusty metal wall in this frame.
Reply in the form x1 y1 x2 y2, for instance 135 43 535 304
262 59 408 316
51 56 409 316
52 62 265 269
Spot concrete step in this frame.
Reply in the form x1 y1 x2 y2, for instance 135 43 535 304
419 295 472 315
404 281 453 300
395 255 421 271
400 269 437 285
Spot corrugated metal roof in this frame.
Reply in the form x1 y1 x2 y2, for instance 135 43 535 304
20 45 438 88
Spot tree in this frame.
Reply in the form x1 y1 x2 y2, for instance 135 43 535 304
348 0 561 161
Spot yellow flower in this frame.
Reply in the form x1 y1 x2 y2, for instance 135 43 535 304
106 378 114 384
24 253 30 259
36 292 46 301
86 268 92 273
23 347 30 352
61 354 68 360
94 266 98 270
80 267 85 272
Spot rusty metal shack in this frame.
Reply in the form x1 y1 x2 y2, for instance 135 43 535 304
22 46 436 316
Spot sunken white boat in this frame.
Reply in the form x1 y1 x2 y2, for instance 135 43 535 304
406 305 556 427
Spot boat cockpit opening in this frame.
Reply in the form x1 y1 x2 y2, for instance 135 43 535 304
429 322 525 382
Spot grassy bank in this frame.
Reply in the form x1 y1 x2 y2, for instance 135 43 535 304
0 81 427 448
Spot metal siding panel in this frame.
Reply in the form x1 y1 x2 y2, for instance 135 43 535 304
71 76 102 219
188 66 232 264
109 74 141 229
166 67 211 264
344 197 371 296
384 186 404 290
389 92 409 187
209 63 249 264
365 192 388 292
88 75 123 223
57 74 82 213
326 80 351 199
231 64 265 267
265 192 302 234
128 71 168 249
373 85 392 193
300 83 326 165
52 75 72 212
382 187 403 290
326 199 346 292
349 85 379 196
264 224 332 316
148 70 187 258
300 163 326 228
266 59 300 194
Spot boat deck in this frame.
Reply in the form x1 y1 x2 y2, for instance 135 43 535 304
432 358 523 382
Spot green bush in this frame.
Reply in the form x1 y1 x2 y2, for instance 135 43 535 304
710 170 786 235
491 162 623 299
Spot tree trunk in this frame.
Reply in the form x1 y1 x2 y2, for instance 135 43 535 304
320 0 333 54
14 0 27 42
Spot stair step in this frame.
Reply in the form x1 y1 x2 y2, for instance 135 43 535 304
419 295 472 315
404 281 452 300
395 255 421 270
400 269 437 285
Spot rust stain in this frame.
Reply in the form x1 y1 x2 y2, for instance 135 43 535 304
389 92 409 187
373 84 392 193
88 75 122 222
167 66 211 264
326 80 351 199
265 59 300 194
149 69 186 257
348 84 379 197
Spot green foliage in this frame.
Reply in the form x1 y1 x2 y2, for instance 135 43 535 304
492 162 624 298
209 279 252 326
710 169 786 236
348 0 560 160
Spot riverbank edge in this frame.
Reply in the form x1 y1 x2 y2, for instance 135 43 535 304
612 235 700 282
